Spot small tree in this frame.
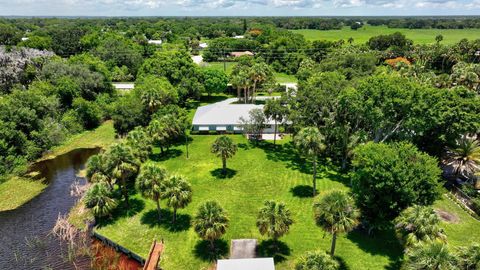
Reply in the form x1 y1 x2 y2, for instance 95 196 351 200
314 190 359 256
239 108 266 142
295 251 339 270
446 136 480 186
162 175 193 223
193 201 229 250
211 136 238 175
84 182 118 218
294 127 325 196
436 34 444 44
264 98 287 146
456 243 480 269
395 205 446 248
200 68 228 97
136 162 168 222
256 200 293 242
404 242 458 270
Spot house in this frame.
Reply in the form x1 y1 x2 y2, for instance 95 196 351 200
233 35 245 39
112 82 134 91
199 42 208 49
217 258 275 270
148 40 162 45
230 51 254 58
192 98 276 134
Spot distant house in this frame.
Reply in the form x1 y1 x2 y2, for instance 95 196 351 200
21 37 29 41
112 82 134 91
148 40 162 45
233 35 245 39
192 98 276 133
199 42 208 49
230 51 254 58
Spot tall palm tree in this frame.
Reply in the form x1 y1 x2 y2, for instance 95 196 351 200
404 242 458 270
211 136 238 175
313 190 360 256
249 62 272 102
231 68 252 103
264 98 287 146
447 136 480 186
394 205 447 248
193 201 229 250
136 162 168 222
147 119 168 154
295 250 339 270
125 127 152 162
105 143 139 208
86 153 114 189
140 87 161 115
256 200 294 242
162 175 193 223
294 127 325 196
84 182 118 218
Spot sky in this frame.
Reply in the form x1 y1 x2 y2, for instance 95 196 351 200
0 0 480 16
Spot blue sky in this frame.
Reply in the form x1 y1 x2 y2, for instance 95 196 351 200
1 0 479 16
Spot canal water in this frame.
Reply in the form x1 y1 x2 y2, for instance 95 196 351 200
0 148 100 270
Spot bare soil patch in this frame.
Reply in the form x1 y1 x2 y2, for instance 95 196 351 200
435 209 460 223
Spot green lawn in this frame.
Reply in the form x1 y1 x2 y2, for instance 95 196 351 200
0 177 47 211
202 62 298 83
292 25 480 45
95 134 480 270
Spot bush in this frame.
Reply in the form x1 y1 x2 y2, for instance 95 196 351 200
72 98 102 130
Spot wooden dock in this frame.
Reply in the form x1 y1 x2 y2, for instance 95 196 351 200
143 240 164 270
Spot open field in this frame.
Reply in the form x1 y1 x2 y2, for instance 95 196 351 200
0 121 116 212
292 25 480 45
96 135 480 270
202 62 298 83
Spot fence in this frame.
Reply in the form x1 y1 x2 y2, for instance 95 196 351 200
448 185 480 220
92 231 146 265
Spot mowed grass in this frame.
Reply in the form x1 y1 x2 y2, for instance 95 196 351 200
40 120 116 161
202 62 298 83
97 135 402 270
0 177 46 211
292 25 480 45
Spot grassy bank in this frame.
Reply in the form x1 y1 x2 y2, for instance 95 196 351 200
96 135 480 270
0 177 47 211
0 121 116 212
292 25 480 45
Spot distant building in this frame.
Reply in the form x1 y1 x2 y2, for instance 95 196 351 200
233 35 245 39
112 82 134 91
217 258 275 270
21 37 29 41
199 42 208 48
230 51 254 58
148 40 162 45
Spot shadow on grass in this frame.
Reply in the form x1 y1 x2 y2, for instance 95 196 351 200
140 208 191 232
334 256 351 270
290 185 316 198
256 239 291 263
237 143 250 150
210 168 237 179
194 239 229 261
96 197 145 228
150 149 183 162
347 228 403 270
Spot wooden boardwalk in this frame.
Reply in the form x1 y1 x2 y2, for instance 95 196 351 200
143 240 164 270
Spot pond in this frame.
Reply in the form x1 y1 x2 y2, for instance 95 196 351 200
0 148 100 270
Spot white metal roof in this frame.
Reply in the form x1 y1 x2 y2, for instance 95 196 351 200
217 258 275 270
112 82 135 90
192 98 275 126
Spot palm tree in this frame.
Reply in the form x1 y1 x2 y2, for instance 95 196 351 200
84 182 118 218
249 62 272 102
193 201 229 250
136 162 168 222
147 119 168 154
394 205 446 248
295 250 339 270
105 143 139 208
294 127 325 196
264 98 287 146
256 200 294 242
456 243 480 270
404 242 458 270
125 127 152 162
141 87 161 115
231 68 252 103
211 136 238 175
447 136 480 186
86 154 114 189
313 190 359 256
162 175 193 223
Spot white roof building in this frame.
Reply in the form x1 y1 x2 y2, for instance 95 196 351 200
112 82 135 91
148 40 163 45
192 98 276 133
199 42 208 48
233 35 245 39
217 258 275 270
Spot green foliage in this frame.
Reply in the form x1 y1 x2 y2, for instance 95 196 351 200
84 182 118 218
352 142 441 227
394 205 446 248
193 201 229 246
136 162 168 221
211 136 237 173
111 94 147 136
456 243 480 270
295 251 339 270
199 68 228 96
162 175 193 223
239 108 267 140
256 200 294 240
72 98 102 130
0 23 22 45
135 75 179 114
367 32 412 52
403 242 458 270
17 35 52 50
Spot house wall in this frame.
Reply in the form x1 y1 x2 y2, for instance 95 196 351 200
193 125 276 134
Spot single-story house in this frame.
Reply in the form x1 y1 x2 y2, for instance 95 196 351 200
230 51 254 58
217 258 275 270
112 82 135 91
233 35 245 39
192 98 276 134
199 42 208 48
